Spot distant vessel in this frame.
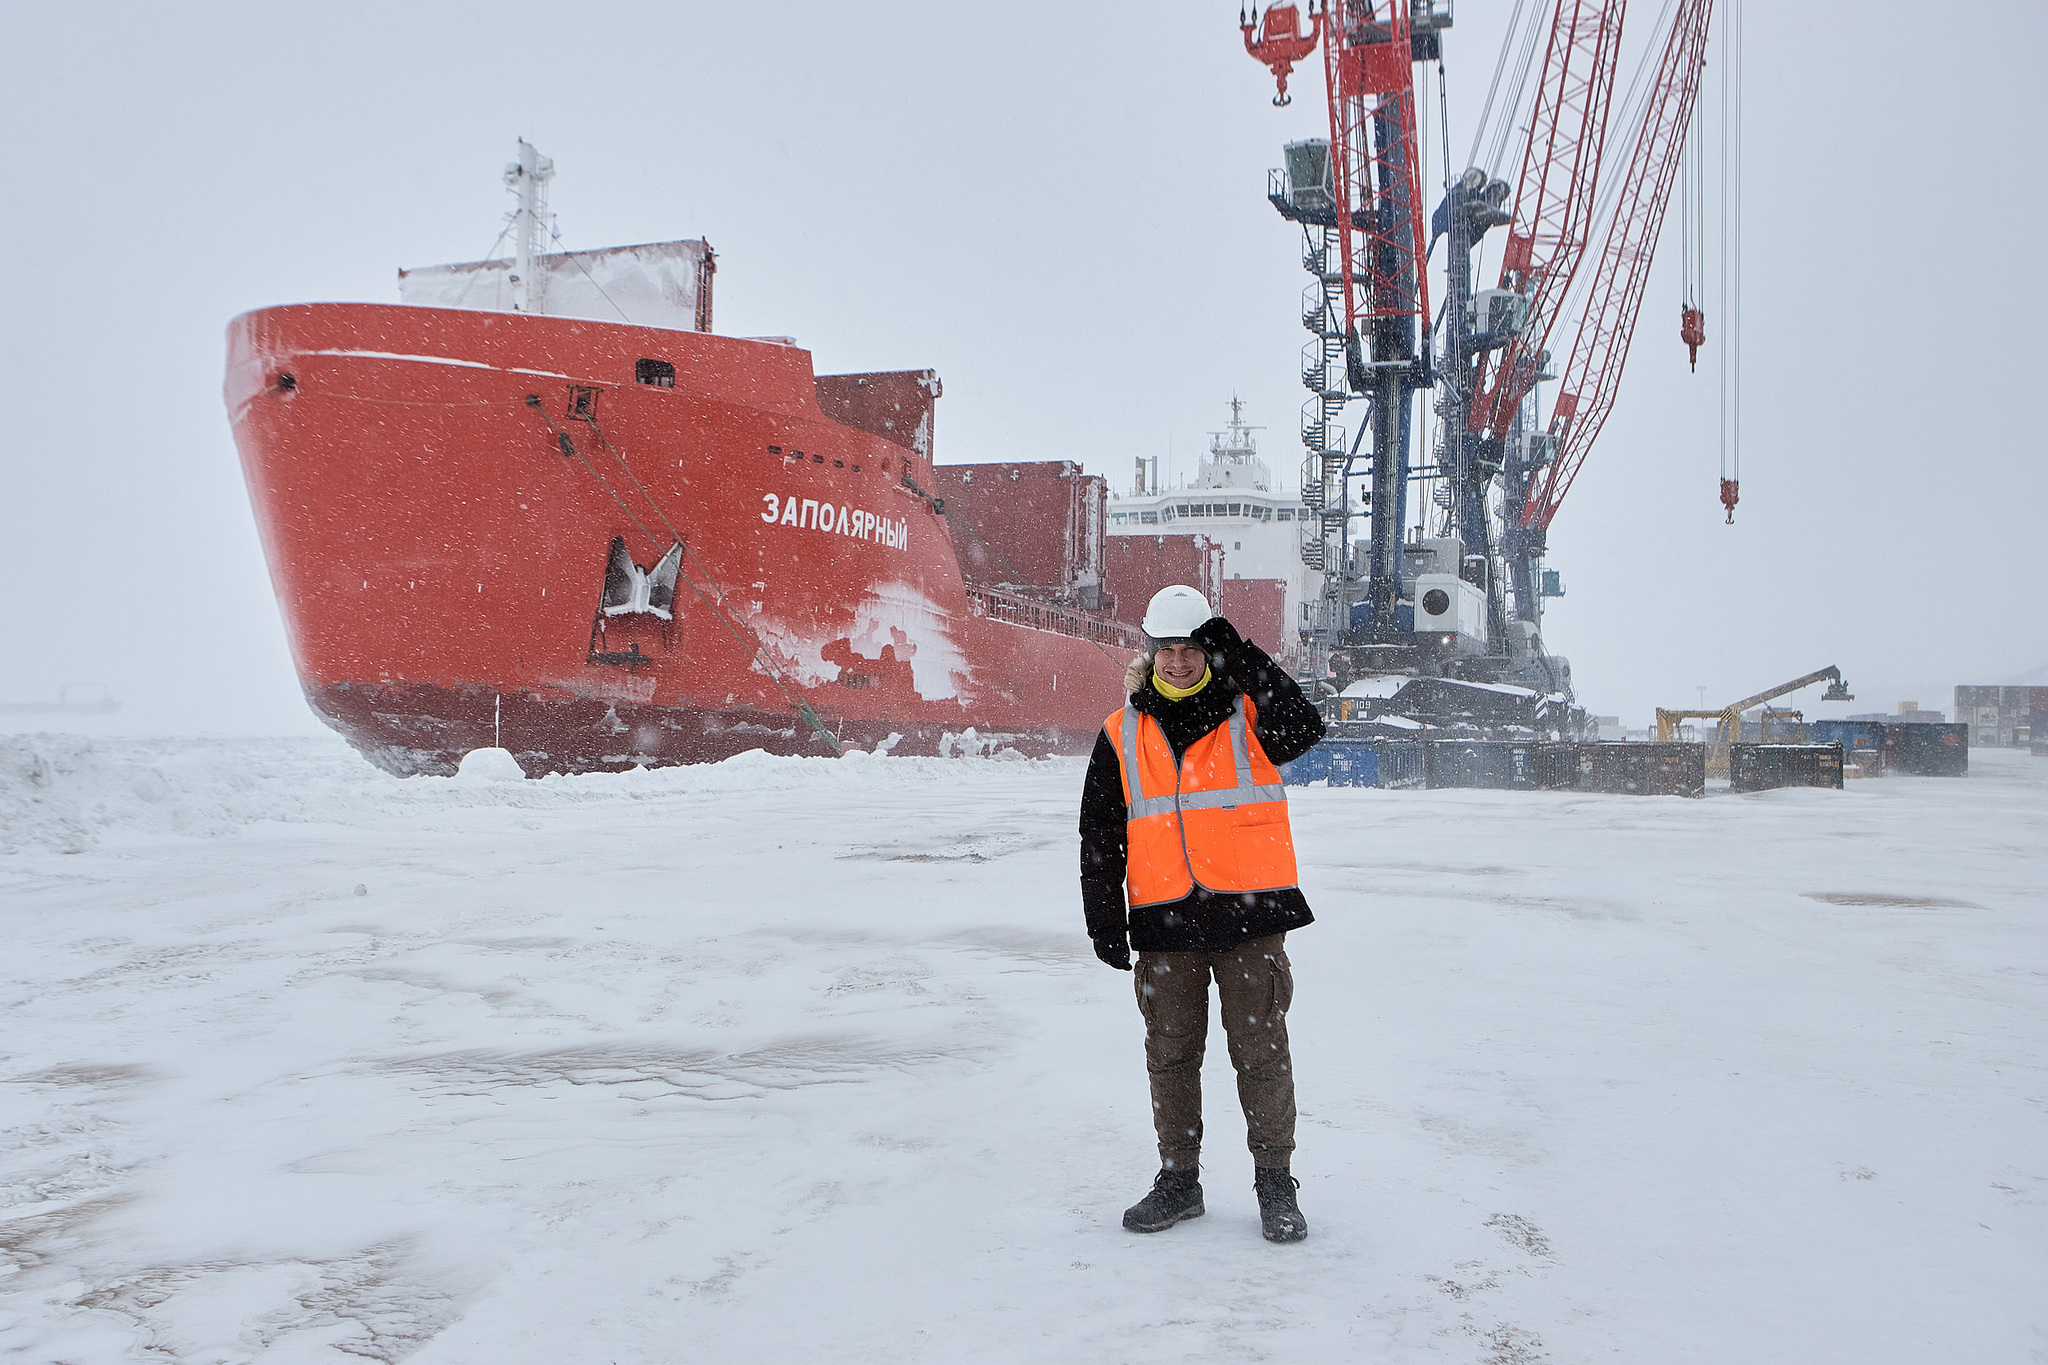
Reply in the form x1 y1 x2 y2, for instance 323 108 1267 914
0 687 121 717
1107 399 1314 667
226 143 1137 775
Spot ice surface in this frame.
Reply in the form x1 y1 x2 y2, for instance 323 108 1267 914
2 734 2043 1361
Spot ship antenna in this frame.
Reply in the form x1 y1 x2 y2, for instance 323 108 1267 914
503 139 556 315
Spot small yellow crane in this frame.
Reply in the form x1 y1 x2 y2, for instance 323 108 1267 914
1655 667 1854 777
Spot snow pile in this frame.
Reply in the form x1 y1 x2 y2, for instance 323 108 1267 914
0 735 346 854
0 733 1072 856
1 739 2043 1362
0 734 101 854
452 747 525 783
937 727 1032 760
1 734 390 853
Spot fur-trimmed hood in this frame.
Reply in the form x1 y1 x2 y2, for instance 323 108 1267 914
1123 653 1154 695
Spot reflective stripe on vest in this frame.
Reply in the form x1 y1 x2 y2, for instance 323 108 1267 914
1119 698 1289 818
1106 694 1298 908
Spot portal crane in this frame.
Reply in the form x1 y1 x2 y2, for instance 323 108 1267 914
1242 0 1733 705
1465 2 1626 467
1246 0 1440 666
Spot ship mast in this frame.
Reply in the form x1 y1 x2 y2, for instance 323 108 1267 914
1202 394 1269 490
503 139 555 314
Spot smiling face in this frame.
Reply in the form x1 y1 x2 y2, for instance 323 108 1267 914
1152 640 1208 689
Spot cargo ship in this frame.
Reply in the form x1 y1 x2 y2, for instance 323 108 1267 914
226 144 1140 775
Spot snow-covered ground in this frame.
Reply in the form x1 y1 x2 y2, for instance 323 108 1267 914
2 735 2043 1364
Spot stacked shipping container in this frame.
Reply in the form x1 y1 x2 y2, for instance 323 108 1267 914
1219 577 1288 656
929 462 1108 609
1954 685 2048 748
1102 534 1226 628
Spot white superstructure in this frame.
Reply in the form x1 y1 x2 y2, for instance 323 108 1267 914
397 141 719 332
1107 399 1316 662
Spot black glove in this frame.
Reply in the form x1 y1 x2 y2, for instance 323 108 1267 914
1191 616 1246 680
1092 937 1132 971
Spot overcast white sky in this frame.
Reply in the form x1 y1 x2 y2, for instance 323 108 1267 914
2 0 2042 735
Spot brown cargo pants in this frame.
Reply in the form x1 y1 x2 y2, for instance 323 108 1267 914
1134 932 1296 1172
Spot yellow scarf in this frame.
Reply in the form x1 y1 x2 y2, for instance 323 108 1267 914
1152 665 1212 701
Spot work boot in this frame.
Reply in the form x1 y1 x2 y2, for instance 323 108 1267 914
1254 1168 1308 1243
1122 1167 1205 1233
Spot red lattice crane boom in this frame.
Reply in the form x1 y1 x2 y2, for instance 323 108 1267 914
1329 2 1432 345
1470 1 1627 450
1524 0 1716 531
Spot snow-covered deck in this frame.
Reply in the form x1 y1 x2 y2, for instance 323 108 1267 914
3 737 2042 1361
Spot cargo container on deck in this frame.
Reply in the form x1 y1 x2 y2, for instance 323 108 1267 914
1219 578 1289 657
1102 535 1226 628
928 461 1109 610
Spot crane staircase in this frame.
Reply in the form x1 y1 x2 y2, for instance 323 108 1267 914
1296 225 1355 634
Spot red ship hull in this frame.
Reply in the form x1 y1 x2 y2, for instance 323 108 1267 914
226 303 1138 775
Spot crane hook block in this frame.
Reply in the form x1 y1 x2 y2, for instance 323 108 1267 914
1719 477 1739 525
1242 3 1321 107
1680 305 1705 371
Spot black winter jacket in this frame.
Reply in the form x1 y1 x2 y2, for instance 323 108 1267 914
1079 618 1325 953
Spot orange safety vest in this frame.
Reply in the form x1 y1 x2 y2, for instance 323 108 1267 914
1104 693 1299 908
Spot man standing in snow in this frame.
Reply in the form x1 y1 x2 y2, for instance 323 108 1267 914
1079 585 1325 1243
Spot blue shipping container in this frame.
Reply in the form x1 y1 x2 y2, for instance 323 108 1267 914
1282 740 1423 788
1811 719 1886 750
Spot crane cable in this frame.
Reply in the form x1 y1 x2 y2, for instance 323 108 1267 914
1414 53 1435 544
1718 0 1742 524
1470 0 1556 287
1478 0 1551 182
1465 0 1528 171
1538 0 1684 342
1433 50 1459 540
1680 39 1706 369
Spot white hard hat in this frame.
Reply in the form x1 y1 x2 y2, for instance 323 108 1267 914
1141 585 1212 640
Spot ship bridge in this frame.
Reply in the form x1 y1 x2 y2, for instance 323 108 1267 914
1105 399 1316 665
